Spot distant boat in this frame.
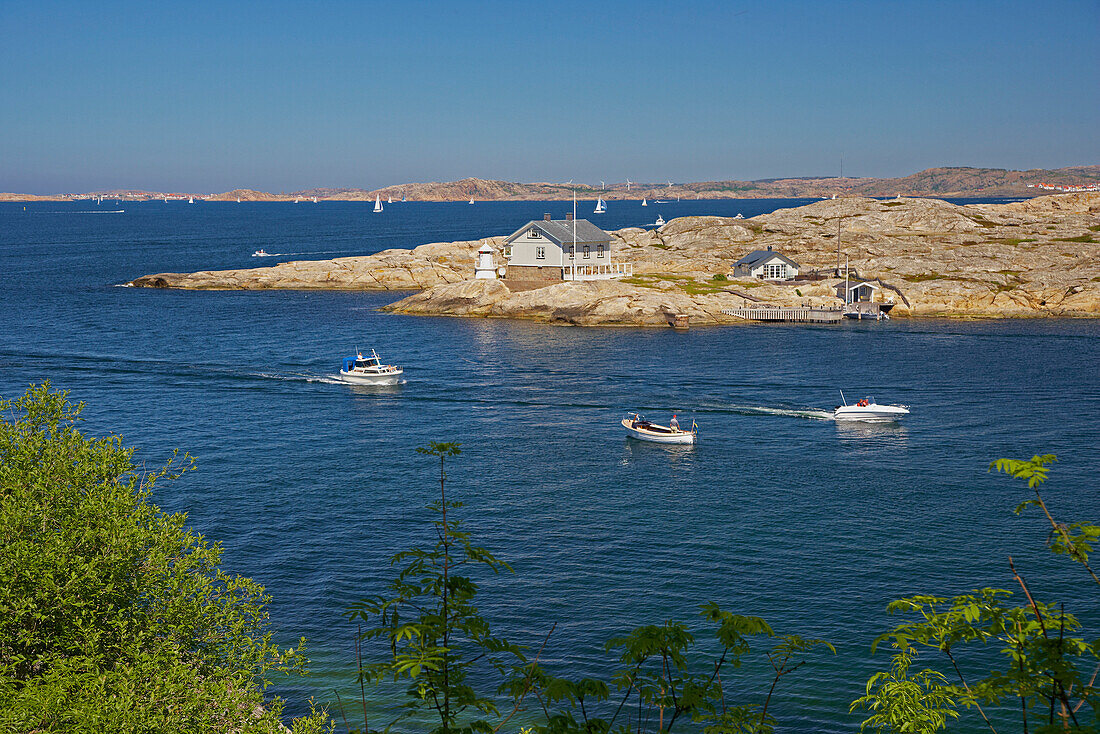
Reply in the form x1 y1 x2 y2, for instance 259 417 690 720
313 196 318 203
594 197 606 213
295 197 300 203
188 196 194 204
252 249 270 257
388 196 393 204
623 413 696 445
401 193 406 202
834 393 909 423
655 199 668 204
374 195 383 213
654 214 665 226
734 213 743 219
339 348 402 385
469 198 475 205
237 197 241 203
641 197 647 206
164 197 168 203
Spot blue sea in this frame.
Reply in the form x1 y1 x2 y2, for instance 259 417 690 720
2 198 1098 732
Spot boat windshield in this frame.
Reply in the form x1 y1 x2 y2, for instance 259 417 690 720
355 358 380 368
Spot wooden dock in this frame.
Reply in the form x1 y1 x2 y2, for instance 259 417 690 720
721 306 843 323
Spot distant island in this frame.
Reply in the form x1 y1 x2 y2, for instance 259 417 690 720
3 165 1099 203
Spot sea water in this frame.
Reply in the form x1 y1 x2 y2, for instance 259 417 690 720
2 199 1098 731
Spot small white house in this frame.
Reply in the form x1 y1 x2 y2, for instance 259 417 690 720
731 247 801 280
503 213 632 281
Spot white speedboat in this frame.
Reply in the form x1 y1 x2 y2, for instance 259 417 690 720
654 215 665 226
622 413 696 444
833 394 909 422
252 249 269 257
339 349 402 385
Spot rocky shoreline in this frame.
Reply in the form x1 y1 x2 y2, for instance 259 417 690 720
129 193 1100 325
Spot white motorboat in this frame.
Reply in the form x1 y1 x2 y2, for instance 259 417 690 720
654 215 665 226
622 413 696 444
252 249 270 257
833 393 909 422
339 348 402 385
734 213 743 219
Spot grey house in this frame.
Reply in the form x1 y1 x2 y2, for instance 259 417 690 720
503 213 631 281
732 247 801 280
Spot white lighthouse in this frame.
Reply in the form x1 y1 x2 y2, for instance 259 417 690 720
474 244 498 279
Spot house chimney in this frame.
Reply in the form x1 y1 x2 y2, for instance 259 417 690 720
543 212 551 221
566 212 574 222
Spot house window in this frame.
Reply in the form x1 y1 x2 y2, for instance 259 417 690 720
763 263 786 279
597 244 604 257
529 228 541 238
566 245 574 256
503 246 512 258
583 245 591 258
536 246 545 260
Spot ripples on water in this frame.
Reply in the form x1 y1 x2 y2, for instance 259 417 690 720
2 200 1098 731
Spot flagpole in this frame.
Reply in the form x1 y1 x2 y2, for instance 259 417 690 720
572 189 577 281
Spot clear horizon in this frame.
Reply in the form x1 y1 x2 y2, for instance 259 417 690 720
2 0 1098 194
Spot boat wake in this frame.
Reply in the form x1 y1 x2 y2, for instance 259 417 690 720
40 210 126 214
251 250 354 258
712 403 834 421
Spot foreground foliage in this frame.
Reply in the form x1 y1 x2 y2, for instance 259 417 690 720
0 384 331 734
853 455 1100 733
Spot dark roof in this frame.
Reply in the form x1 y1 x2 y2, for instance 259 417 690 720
733 250 801 269
505 219 611 246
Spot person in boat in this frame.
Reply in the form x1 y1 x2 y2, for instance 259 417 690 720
857 398 869 407
670 414 679 432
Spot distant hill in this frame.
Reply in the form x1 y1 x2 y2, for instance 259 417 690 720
5 166 1098 202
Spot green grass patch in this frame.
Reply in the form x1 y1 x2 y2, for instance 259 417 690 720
968 215 998 228
1054 234 1096 243
651 243 671 250
1088 225 1100 232
881 201 905 207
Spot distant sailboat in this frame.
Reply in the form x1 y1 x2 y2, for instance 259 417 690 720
374 195 383 213
313 196 318 203
401 194 406 202
594 197 606 213
469 197 475 204
163 197 167 203
295 196 300 203
388 196 393 204
641 197 647 206
237 197 241 203
188 196 194 204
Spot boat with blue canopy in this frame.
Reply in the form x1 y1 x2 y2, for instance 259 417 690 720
339 348 403 385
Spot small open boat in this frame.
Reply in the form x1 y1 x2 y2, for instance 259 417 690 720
833 393 909 422
339 348 403 385
622 413 696 444
252 249 269 257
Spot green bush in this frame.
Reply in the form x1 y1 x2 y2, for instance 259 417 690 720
0 384 331 734
712 273 728 282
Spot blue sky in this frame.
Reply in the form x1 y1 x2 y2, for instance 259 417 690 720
1 0 1097 192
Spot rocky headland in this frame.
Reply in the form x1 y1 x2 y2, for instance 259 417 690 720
129 193 1100 325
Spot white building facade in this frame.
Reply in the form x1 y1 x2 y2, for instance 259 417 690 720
731 248 801 280
503 214 632 281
